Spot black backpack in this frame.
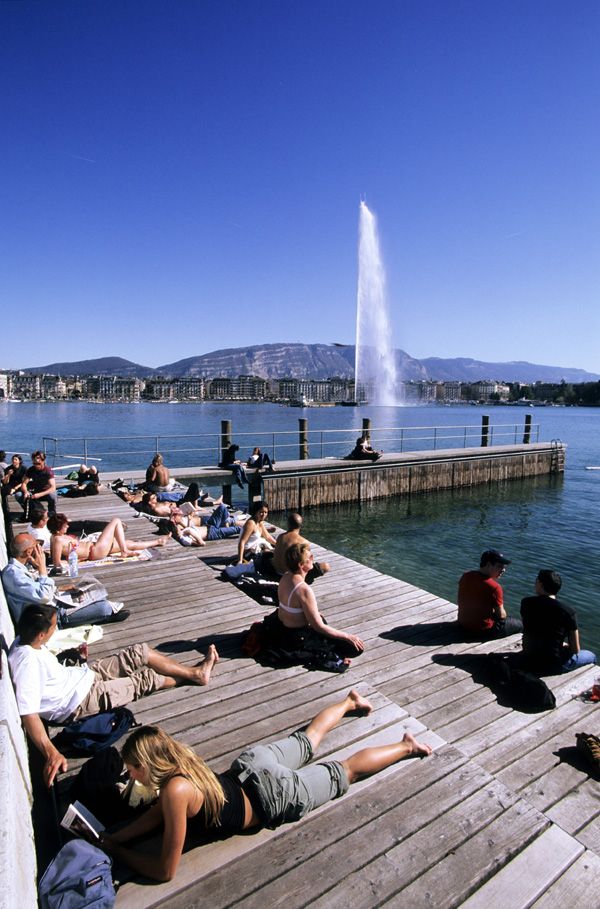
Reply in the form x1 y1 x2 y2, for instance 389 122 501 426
54 707 137 754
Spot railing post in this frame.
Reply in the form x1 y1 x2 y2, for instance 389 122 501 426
83 439 88 465
362 418 371 442
523 413 532 444
155 436 159 454
220 420 232 458
400 428 404 452
299 418 309 460
433 428 437 450
481 415 490 447
220 420 233 505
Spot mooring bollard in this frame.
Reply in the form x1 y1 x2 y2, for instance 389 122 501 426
523 413 532 444
299 418 309 460
362 417 371 443
481 414 490 447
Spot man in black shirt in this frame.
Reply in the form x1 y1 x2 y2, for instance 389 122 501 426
520 570 596 674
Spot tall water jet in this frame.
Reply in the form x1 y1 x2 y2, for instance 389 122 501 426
355 201 398 405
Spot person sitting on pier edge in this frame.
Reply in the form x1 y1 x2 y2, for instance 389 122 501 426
345 433 381 462
19 450 57 514
2 533 127 628
48 513 168 570
519 570 597 674
1 453 27 500
247 446 275 472
97 689 431 882
144 453 172 495
457 549 523 638
8 604 219 787
219 443 249 488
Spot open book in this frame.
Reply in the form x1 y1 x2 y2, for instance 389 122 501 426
61 801 105 840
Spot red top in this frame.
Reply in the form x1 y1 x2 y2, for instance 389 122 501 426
457 570 503 632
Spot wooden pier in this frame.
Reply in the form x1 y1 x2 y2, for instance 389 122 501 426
8 479 599 908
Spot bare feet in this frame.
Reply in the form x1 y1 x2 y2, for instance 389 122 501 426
402 732 432 758
346 689 373 715
154 536 169 547
193 644 219 685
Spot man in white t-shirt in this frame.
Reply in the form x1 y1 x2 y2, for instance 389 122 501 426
9 605 219 786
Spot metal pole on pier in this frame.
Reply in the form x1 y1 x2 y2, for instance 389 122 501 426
221 420 232 505
299 418 309 460
481 415 490 447
362 418 371 442
523 413 532 444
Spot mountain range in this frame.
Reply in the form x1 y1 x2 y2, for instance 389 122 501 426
22 344 600 384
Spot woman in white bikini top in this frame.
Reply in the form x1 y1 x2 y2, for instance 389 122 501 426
277 542 365 653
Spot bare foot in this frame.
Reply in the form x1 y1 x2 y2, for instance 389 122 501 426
154 536 169 547
346 688 373 715
193 644 219 685
402 732 432 758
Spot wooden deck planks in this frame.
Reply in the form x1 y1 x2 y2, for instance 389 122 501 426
7 485 600 907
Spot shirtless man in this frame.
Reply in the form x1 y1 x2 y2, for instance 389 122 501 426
145 453 171 491
272 512 330 584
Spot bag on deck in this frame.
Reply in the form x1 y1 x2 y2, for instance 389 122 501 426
38 840 115 909
55 707 137 754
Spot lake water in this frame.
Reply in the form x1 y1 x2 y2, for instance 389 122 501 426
2 401 599 653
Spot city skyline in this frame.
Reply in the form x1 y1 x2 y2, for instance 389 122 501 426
2 1 599 372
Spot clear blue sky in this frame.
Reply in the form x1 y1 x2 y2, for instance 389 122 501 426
2 0 599 372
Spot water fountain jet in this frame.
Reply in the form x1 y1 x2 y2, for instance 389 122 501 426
354 201 398 405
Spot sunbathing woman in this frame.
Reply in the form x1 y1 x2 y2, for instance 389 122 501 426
48 513 168 568
236 500 276 565
98 689 432 882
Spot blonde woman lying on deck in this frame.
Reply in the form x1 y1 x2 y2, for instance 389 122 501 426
48 513 168 568
98 689 431 882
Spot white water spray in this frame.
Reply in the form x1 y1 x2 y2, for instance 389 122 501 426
355 201 398 405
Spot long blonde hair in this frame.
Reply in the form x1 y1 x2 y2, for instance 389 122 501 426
121 725 225 826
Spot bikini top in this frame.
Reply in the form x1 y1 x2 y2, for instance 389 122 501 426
278 579 306 614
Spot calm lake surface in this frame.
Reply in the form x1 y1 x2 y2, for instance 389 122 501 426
2 401 599 653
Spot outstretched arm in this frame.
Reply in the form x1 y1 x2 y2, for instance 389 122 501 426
300 588 364 652
22 714 68 787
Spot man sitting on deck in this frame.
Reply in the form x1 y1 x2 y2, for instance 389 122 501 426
272 512 330 584
520 570 597 674
2 533 128 628
8 604 219 786
457 549 523 638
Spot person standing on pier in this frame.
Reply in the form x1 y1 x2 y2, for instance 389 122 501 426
457 549 523 638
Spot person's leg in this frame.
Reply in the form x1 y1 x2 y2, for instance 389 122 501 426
156 491 182 502
59 598 115 626
561 650 597 672
304 689 373 752
145 644 219 687
490 617 523 638
87 518 125 559
206 525 240 541
181 482 200 505
341 733 432 784
205 504 230 528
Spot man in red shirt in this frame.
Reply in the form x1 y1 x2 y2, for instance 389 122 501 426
457 549 523 638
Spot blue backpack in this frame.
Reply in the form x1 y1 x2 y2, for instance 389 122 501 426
38 840 115 908
55 707 137 754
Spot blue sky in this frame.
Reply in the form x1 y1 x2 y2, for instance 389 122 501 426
1 0 599 372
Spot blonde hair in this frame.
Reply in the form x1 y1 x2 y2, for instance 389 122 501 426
121 726 225 826
285 541 311 572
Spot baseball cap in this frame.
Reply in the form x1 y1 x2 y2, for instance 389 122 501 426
480 549 511 566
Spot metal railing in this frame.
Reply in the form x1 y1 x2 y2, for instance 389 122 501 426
42 418 540 473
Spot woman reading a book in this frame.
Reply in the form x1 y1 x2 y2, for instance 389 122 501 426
48 513 168 568
98 689 432 882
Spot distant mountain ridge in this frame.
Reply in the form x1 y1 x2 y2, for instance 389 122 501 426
23 345 600 384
